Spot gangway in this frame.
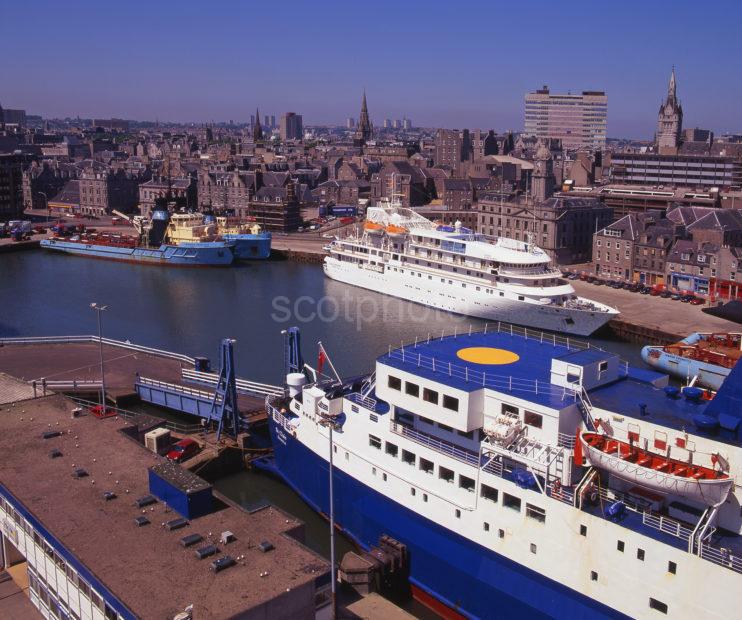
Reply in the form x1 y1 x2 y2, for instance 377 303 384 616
134 339 255 438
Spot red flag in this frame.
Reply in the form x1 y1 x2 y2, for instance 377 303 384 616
317 347 326 376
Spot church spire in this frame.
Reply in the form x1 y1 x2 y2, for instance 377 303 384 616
253 107 263 142
668 66 677 103
355 91 372 146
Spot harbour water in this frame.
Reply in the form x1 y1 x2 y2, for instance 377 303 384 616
1 252 645 617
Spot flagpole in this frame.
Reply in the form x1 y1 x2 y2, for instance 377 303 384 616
318 341 342 385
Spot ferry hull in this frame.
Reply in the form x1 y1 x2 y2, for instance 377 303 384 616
324 257 614 336
40 239 235 266
222 232 271 260
265 415 628 620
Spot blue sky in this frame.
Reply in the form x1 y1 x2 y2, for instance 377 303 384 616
1 0 740 138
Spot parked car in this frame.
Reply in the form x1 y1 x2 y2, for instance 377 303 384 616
639 286 652 294
610 281 623 289
660 290 672 298
671 293 683 301
689 297 705 305
166 438 200 463
680 294 694 303
567 273 579 280
649 288 661 296
593 279 604 286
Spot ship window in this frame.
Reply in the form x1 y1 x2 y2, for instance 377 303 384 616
419 457 434 474
443 395 459 411
668 561 676 575
369 435 381 449
383 473 387 481
385 442 398 457
351 405 359 413
526 504 546 523
580 524 587 536
481 484 498 502
457 429 474 439
402 449 416 466
502 404 518 416
418 416 434 426
649 599 668 615
503 493 521 511
518 295 524 301
530 543 537 554
439 466 454 483
590 571 598 582
388 376 401 390
524 411 542 429
484 522 490 532
617 540 625 552
599 361 609 372
423 388 439 404
438 423 453 432
410 487 416 496
637 548 645 561
455 509 461 518
423 493 428 502
459 475 475 492
405 382 420 397
498 529 505 539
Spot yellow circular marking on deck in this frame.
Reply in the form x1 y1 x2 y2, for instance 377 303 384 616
456 347 520 365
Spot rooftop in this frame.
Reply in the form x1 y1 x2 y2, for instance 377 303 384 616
0 394 328 619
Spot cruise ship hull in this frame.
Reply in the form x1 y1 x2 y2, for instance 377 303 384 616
324 257 614 336
264 416 627 620
222 232 272 260
40 238 235 266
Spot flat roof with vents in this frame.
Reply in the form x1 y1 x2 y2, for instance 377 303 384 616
0 394 329 619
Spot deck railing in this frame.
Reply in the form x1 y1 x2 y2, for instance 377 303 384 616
390 421 479 467
182 368 282 398
699 542 742 574
346 392 379 411
385 343 578 402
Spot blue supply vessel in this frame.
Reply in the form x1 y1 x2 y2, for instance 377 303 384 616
208 215 271 260
41 209 235 266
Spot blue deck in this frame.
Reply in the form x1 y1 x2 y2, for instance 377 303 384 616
380 331 585 408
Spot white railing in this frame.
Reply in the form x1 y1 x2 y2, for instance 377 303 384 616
387 343 578 402
181 368 282 398
136 376 216 401
0 335 196 366
699 542 742 574
390 422 479 467
643 512 693 542
346 392 378 411
557 432 577 449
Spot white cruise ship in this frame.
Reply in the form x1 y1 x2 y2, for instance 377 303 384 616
324 205 618 336
262 325 742 619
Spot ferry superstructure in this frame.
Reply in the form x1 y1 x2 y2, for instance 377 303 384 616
264 325 742 619
324 206 618 336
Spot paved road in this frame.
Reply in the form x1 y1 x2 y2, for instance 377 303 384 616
571 279 740 336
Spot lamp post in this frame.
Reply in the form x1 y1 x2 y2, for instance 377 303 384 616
90 303 108 411
318 412 338 619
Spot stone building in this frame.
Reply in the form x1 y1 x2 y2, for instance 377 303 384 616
532 141 555 202
22 161 81 210
247 182 300 231
138 176 197 218
313 179 370 206
433 128 471 174
370 161 432 207
478 194 612 264
78 163 148 216
440 178 474 210
0 153 32 218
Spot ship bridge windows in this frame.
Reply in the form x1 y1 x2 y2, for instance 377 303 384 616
649 599 668 615
369 435 381 449
503 493 522 511
524 411 543 429
526 503 546 523
388 376 402 391
481 484 498 502
402 449 416 466
405 382 420 397
385 442 399 457
459 475 475 492
423 388 439 404
443 395 459 412
439 466 455 483
419 457 434 474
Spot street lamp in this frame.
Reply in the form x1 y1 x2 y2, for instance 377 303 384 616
317 412 338 620
90 303 108 412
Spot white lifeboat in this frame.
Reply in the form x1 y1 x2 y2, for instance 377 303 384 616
580 432 733 506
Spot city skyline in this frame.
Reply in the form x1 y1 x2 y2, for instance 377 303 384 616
1 1 741 138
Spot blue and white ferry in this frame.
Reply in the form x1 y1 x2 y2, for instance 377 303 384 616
265 324 742 619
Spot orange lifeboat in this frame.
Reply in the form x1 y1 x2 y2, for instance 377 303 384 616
364 221 384 235
580 432 733 505
385 224 408 238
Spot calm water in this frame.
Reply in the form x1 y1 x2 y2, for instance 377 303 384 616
1 251 644 617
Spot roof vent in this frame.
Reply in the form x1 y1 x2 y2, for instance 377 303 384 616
135 495 157 508
195 544 218 560
219 531 235 545
72 468 88 479
134 516 150 527
210 556 236 573
103 491 117 501
165 518 189 531
259 541 275 553
49 449 63 459
180 533 203 548
43 431 62 440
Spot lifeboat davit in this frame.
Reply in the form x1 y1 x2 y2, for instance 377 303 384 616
364 221 384 235
385 224 408 238
580 432 733 506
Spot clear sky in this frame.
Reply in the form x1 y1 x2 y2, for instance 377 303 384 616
1 0 740 139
